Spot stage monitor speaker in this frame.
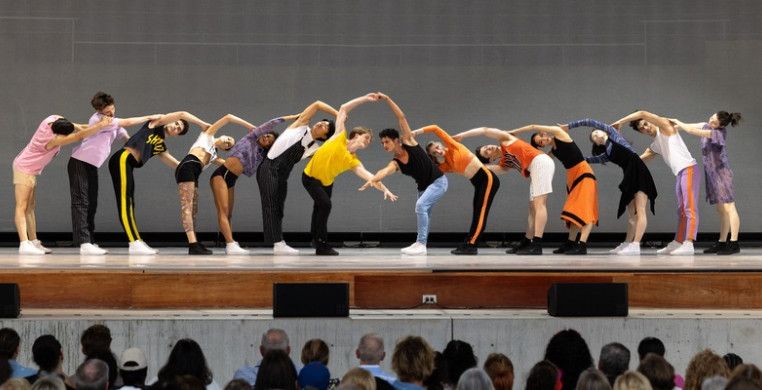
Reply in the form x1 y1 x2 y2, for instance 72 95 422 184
548 283 628 317
273 282 349 318
0 284 20 318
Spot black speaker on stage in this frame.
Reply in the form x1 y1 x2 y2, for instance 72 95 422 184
273 282 349 318
0 284 20 318
548 283 628 317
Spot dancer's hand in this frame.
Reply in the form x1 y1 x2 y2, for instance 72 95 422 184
383 189 398 202
358 180 375 192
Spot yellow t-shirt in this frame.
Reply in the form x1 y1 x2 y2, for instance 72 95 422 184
303 132 361 186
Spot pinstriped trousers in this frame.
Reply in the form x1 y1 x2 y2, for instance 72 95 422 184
68 157 99 245
256 141 306 245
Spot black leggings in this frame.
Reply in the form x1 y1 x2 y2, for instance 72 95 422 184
465 167 500 244
302 172 334 242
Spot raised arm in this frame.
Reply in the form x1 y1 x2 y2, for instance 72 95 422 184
454 127 512 142
671 118 712 138
378 93 414 144
568 118 635 152
205 114 255 136
510 124 570 141
46 116 112 149
334 93 380 139
151 111 211 129
351 163 398 201
290 101 338 129
612 110 672 131
119 114 162 127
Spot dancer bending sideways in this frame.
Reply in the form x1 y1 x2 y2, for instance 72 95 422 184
175 114 241 255
210 115 297 255
304 93 397 256
612 110 701 256
671 111 742 255
364 93 447 256
455 127 555 255
13 115 112 254
256 100 338 255
108 111 210 255
516 124 598 255
415 125 500 255
566 118 657 256
69 91 161 255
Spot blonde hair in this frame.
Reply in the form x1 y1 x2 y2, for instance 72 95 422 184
341 368 377 390
1 378 32 390
613 371 653 390
483 353 514 390
392 335 436 383
349 127 373 142
684 349 731 390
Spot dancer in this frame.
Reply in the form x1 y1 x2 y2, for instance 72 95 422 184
14 115 112 254
364 93 447 256
671 111 742 255
175 114 240 255
256 100 338 255
566 118 657 256
612 110 701 256
303 93 397 256
69 91 160 255
455 127 554 255
514 124 598 255
415 125 500 255
210 115 297 255
108 111 210 255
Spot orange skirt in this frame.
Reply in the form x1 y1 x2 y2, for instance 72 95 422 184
561 161 598 229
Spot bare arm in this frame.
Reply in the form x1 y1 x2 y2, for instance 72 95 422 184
291 101 338 129
671 119 712 138
45 116 112 149
205 114 256 136
359 160 400 192
150 111 211 129
334 93 380 140
378 93 415 145
640 147 659 163
119 114 162 128
510 124 571 142
352 164 398 201
157 151 180 169
612 110 672 131
454 127 512 142
486 164 510 175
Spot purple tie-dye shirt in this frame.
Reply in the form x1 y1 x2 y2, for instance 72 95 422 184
228 117 284 177
700 124 735 203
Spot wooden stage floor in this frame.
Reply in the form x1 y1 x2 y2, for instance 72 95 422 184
1 246 761 310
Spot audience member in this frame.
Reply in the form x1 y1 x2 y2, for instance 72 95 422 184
422 352 448 390
575 368 611 390
118 347 148 390
85 349 118 389
1 378 31 390
443 340 478 388
525 361 559 390
636 338 682 389
636 354 674 390
29 377 65 390
300 339 339 389
298 362 331 390
725 355 745 372
726 377 762 390
80 326 112 357
151 339 220 390
700 376 728 390
483 353 513 390
234 329 296 387
730 364 762 387
253 350 298 390
544 329 594 390
73 359 109 390
356 334 397 384
612 371 651 390
456 368 494 390
24 335 74 390
341 368 377 390
0 329 36 378
683 350 729 390
391 336 435 390
1 358 13 384
599 343 630 387
159 375 206 390
221 380 250 390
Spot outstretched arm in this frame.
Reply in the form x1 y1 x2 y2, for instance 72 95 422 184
671 118 712 138
46 116 112 149
378 93 414 144
510 124 568 139
453 127 512 142
640 147 658 163
567 118 635 153
151 111 211 130
334 93 380 140
205 114 256 136
290 101 338 129
359 161 399 192
352 164 398 201
612 110 672 131
119 114 162 127
157 151 180 169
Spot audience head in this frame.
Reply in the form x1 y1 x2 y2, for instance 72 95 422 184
613 371 652 390
637 353 675 390
74 358 109 390
261 328 291 356
158 375 206 390
357 334 386 365
29 377 65 390
157 338 213 386
80 325 112 356
254 349 298 390
525 360 560 390
483 353 514 390
1 378 32 390
725 354 745 371
684 349 730 390
730 364 762 387
576 368 611 390
341 368 376 390
298 361 331 390
0 328 21 359
457 368 495 390
0 358 11 385
301 339 330 366
424 352 449 390
637 338 665 361
443 340 478 386
544 329 594 390
599 343 631 387
223 379 253 390
701 376 729 390
726 377 762 390
119 347 148 387
391 335 436 385
84 349 118 389
31 335 62 372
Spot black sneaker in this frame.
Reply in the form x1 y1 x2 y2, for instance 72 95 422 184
553 240 575 254
717 241 740 255
703 241 727 254
516 242 542 255
506 237 531 254
565 241 587 255
316 242 339 256
451 244 478 255
189 242 213 255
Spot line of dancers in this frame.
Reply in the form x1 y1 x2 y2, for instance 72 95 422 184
12 92 742 256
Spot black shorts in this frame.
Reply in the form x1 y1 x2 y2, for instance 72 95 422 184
210 165 239 189
175 155 203 185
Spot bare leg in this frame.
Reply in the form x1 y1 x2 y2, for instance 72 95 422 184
568 225 580 241
716 203 729 242
632 191 648 243
211 176 235 244
14 184 34 242
532 194 549 238
525 201 535 240
179 182 197 243
724 202 740 241
625 200 636 243
578 223 594 242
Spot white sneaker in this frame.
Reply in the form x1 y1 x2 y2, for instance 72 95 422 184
93 243 109 254
617 242 641 256
226 241 251 255
32 239 52 254
129 240 157 255
273 241 299 255
656 240 682 255
19 240 45 255
402 242 427 256
669 241 695 255
609 242 628 254
80 243 107 255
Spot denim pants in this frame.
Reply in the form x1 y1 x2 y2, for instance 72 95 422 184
415 175 448 245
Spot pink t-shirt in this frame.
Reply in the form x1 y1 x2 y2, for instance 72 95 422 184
70 112 126 167
13 115 63 176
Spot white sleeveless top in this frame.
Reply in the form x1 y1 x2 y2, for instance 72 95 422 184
649 128 696 176
189 132 218 169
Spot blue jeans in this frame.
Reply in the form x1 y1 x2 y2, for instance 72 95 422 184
415 175 448 245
